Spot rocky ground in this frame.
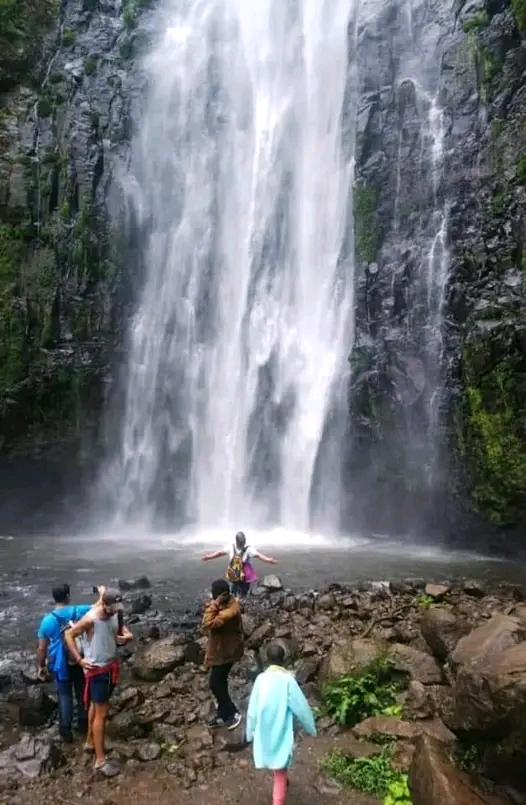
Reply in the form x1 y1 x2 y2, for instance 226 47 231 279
1 575 526 805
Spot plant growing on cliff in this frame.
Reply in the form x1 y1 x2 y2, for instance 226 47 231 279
323 658 400 726
353 184 378 264
511 0 526 30
0 0 58 89
322 749 412 803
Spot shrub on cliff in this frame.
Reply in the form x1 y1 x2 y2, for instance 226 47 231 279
0 0 58 90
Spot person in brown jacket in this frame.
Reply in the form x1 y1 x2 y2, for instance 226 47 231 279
202 579 244 730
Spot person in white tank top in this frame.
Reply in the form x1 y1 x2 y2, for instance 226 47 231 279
66 589 133 777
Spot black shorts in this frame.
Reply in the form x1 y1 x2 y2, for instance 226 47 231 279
88 672 114 704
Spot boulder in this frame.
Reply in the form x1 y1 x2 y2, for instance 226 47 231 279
462 581 486 599
320 637 386 682
133 635 188 681
409 734 507 805
246 621 274 649
450 614 524 667
353 716 455 745
259 637 298 667
389 643 443 684
130 594 152 615
295 659 320 685
241 614 257 637
449 642 526 734
0 734 63 779
317 593 337 610
425 584 450 600
260 575 283 591
108 710 150 740
421 607 468 661
405 680 435 719
118 576 152 591
17 687 56 727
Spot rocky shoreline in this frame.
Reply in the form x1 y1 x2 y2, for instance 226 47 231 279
1 575 526 805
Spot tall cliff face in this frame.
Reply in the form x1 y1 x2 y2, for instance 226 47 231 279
0 0 524 538
0 0 148 513
346 0 526 542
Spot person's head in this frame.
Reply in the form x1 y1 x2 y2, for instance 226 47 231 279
266 642 285 667
52 583 71 605
235 531 246 551
211 578 230 601
101 589 124 619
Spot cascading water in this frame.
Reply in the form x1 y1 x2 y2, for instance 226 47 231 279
105 0 357 531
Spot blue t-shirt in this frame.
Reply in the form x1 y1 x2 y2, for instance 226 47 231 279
37 605 91 641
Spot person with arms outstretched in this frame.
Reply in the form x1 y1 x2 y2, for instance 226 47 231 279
202 530 278 598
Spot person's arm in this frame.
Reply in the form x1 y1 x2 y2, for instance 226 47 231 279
252 550 278 564
201 596 239 630
246 677 260 743
116 625 133 645
201 550 227 561
64 612 95 669
288 677 317 736
36 638 49 680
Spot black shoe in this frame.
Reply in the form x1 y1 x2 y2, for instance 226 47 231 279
225 713 242 731
59 730 74 743
207 716 225 728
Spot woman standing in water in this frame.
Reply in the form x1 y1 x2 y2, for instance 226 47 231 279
201 531 278 598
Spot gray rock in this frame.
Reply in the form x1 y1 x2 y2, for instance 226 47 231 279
421 607 469 661
261 575 283 591
295 659 320 685
0 734 63 779
137 742 162 762
389 644 443 685
133 635 188 682
17 688 56 727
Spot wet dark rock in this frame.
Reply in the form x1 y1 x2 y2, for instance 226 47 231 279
294 659 320 685
130 594 153 615
389 643 443 685
119 576 152 592
17 688 56 727
462 581 487 599
421 607 470 661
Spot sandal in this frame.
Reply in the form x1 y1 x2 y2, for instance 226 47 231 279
94 760 120 778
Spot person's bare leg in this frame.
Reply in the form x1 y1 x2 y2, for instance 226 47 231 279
84 703 95 750
92 703 109 766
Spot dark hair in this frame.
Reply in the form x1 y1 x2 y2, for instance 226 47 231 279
266 642 285 666
235 531 246 549
52 584 70 604
211 579 230 599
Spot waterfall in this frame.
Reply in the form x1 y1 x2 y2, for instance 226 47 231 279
105 0 357 531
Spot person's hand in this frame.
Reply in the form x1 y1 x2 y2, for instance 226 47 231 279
115 634 130 645
97 584 107 596
37 667 49 682
79 658 94 670
214 591 229 606
270 558 278 565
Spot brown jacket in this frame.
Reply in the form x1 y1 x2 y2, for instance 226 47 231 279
202 596 244 667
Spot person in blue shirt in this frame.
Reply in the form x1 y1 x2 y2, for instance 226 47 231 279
246 643 317 805
36 583 104 742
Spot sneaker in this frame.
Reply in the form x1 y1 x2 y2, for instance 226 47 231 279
225 713 242 731
207 716 225 728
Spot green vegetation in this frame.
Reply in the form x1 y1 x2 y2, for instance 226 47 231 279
61 28 76 46
462 348 526 525
322 749 412 804
353 184 378 264
511 0 526 30
0 0 58 89
415 593 434 609
516 156 526 185
323 659 401 727
462 10 489 33
84 55 98 76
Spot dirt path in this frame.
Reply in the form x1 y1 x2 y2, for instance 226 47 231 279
5 734 380 805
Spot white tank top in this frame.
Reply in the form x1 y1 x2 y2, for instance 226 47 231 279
81 609 118 667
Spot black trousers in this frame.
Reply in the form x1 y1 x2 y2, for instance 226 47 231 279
209 663 237 721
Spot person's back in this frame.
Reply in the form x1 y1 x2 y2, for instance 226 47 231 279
246 643 316 805
81 607 119 667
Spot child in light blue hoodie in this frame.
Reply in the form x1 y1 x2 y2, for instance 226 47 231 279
246 643 317 805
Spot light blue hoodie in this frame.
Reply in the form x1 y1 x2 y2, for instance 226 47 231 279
246 666 317 770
